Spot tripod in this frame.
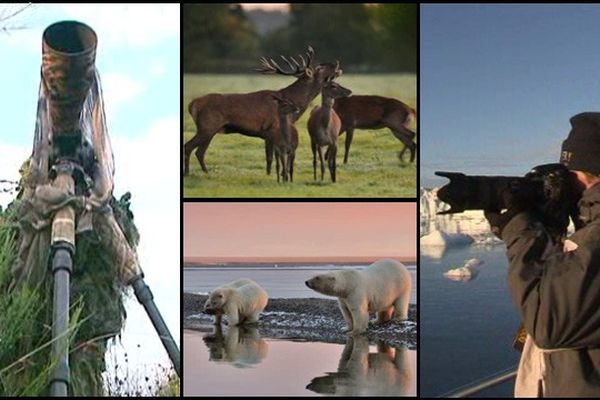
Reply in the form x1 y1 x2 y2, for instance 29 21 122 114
48 162 181 396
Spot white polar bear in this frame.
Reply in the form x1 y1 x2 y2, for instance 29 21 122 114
305 259 411 335
203 279 269 326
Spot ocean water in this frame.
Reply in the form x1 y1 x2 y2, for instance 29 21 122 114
420 245 521 397
183 264 417 304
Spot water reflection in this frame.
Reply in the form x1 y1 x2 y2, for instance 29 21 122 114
203 325 268 368
306 336 414 396
184 328 415 396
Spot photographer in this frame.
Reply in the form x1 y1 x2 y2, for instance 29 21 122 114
485 112 600 397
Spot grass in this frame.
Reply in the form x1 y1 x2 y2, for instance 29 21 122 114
183 74 417 198
0 210 84 396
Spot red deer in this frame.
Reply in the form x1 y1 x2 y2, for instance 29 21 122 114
183 47 341 176
307 81 352 183
271 95 299 183
333 96 417 163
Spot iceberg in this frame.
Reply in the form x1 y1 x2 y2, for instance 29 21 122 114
443 266 479 281
420 187 502 245
463 258 484 268
443 258 484 282
421 229 474 247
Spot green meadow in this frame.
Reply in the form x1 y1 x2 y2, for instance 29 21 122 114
183 74 416 198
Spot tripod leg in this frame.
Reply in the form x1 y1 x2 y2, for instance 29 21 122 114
131 276 181 377
50 247 72 397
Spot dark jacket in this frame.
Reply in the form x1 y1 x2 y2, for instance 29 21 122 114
502 183 600 396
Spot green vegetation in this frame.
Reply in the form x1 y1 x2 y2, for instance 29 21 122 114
156 372 180 396
0 202 124 396
0 193 155 396
0 203 179 396
183 74 416 198
183 4 417 73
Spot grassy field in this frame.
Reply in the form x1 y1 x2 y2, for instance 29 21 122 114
183 74 416 198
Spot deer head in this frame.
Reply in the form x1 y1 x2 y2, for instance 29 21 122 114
322 81 352 100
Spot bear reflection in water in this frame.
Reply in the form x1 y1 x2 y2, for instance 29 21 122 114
202 325 268 368
306 336 413 396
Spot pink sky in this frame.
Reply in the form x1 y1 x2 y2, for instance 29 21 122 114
184 203 416 259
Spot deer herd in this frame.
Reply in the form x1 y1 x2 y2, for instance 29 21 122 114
183 46 417 183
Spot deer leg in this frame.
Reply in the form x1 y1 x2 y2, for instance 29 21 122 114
343 128 354 164
311 141 318 181
401 126 417 163
185 125 216 175
329 144 337 183
184 134 202 176
275 151 281 183
390 128 416 163
282 152 289 183
265 140 274 175
289 152 295 182
317 146 325 181
275 156 279 183
194 133 216 173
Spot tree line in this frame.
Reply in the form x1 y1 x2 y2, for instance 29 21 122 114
183 4 416 74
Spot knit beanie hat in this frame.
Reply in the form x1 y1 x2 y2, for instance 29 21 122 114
560 112 600 175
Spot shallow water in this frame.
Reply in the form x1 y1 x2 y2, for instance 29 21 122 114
184 328 416 396
184 264 417 304
420 244 520 397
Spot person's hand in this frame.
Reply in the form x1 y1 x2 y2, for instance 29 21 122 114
485 180 533 238
484 208 521 238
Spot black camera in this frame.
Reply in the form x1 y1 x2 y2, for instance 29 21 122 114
435 163 583 236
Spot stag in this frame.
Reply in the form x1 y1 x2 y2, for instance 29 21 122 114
333 96 417 163
307 81 352 183
184 47 341 176
272 95 299 183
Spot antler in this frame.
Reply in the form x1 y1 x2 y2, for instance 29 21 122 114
305 45 314 68
255 46 315 76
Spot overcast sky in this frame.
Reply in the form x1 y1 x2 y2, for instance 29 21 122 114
184 203 416 259
0 3 179 383
421 4 600 187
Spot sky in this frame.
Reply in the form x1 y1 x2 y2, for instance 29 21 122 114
0 3 179 385
240 3 289 11
184 203 416 259
420 4 600 187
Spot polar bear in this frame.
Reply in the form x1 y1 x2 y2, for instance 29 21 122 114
203 279 268 326
305 259 411 335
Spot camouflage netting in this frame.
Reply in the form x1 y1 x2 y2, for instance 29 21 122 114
0 193 139 396
0 21 142 396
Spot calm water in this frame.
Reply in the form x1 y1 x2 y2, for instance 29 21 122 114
184 264 417 304
184 328 416 396
420 245 521 397
184 263 417 396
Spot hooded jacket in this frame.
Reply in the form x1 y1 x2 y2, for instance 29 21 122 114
502 182 600 396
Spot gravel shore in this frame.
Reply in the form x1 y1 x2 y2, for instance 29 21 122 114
184 292 417 349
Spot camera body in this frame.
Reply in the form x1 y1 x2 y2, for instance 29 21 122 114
435 163 583 236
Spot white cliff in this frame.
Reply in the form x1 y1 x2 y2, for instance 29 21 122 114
420 187 502 245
